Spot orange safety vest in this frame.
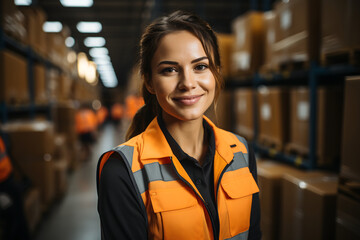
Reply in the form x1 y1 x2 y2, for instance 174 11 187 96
98 116 259 240
75 109 98 134
0 136 13 182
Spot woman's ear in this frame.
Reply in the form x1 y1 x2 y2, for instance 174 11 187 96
144 75 155 94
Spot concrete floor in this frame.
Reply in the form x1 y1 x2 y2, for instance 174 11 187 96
34 122 126 240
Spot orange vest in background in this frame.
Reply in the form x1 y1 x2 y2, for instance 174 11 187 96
125 95 144 119
111 103 124 121
97 106 108 125
75 109 98 134
0 136 13 182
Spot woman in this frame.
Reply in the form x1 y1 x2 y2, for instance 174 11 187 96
97 10 261 240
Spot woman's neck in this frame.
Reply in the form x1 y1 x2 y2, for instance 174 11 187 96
162 114 207 164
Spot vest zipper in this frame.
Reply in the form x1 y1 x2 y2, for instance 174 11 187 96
169 156 218 240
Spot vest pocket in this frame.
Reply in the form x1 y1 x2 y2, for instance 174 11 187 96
221 168 259 236
149 185 206 239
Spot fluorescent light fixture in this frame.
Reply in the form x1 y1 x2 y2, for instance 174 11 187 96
84 37 106 47
85 61 98 85
60 0 93 7
97 65 118 87
76 21 102 33
94 58 111 66
77 52 89 78
15 0 32 6
89 47 109 57
43 21 63 33
65 37 75 47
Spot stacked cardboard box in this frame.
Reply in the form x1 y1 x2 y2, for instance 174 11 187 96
280 171 338 240
321 0 360 65
272 0 321 70
257 86 290 151
23 187 42 234
34 63 47 105
0 50 29 105
285 86 343 167
257 159 329 240
231 11 265 77
234 88 254 140
217 33 235 79
0 0 26 43
261 11 277 72
1 120 56 211
19 7 47 56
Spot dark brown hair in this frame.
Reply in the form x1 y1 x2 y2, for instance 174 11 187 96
126 10 223 140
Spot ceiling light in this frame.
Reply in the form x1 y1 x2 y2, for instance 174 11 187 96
84 37 106 47
89 47 109 57
77 52 89 79
94 58 111 66
60 0 93 7
65 36 75 47
76 21 102 33
43 21 63 33
15 0 32 6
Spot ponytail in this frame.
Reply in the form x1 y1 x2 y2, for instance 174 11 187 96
125 84 160 140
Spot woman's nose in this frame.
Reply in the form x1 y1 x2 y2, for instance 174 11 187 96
178 68 196 90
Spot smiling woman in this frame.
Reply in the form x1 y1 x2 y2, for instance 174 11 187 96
97 10 261 240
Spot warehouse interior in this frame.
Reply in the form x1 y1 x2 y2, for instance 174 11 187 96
1 0 360 239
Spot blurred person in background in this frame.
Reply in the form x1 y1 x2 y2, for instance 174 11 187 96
75 105 98 160
97 10 261 240
0 133 30 240
110 103 124 126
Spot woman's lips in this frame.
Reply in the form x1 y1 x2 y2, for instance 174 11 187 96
173 95 202 106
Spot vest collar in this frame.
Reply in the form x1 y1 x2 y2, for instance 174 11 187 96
140 116 235 164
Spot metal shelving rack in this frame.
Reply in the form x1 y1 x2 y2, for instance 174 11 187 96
0 28 61 123
226 62 360 170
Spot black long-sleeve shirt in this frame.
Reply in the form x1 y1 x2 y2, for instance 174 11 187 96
97 117 261 240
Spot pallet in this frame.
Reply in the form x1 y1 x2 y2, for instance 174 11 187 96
321 47 360 66
278 59 310 73
258 135 284 152
284 142 309 158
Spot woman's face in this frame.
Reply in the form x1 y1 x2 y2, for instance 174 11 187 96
149 30 216 123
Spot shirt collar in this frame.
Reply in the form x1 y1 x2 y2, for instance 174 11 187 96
140 115 235 164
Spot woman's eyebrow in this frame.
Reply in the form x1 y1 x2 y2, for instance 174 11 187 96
191 56 208 63
157 60 178 66
157 56 208 67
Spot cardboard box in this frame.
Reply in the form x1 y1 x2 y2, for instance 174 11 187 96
1 120 55 161
34 63 47 104
54 157 68 199
217 33 235 78
257 86 289 150
215 89 234 132
280 171 338 240
321 0 360 56
273 0 321 68
23 187 42 234
286 86 343 167
19 7 47 55
257 159 327 240
336 193 360 240
231 11 265 77
53 102 77 145
341 76 360 181
19 157 55 209
262 11 277 71
0 0 26 43
234 88 254 140
0 50 29 105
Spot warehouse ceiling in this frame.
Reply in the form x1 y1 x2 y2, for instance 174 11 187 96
35 0 275 89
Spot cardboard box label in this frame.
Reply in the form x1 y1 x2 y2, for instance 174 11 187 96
297 101 309 120
261 103 272 121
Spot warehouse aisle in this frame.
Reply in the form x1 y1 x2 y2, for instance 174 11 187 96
34 122 126 240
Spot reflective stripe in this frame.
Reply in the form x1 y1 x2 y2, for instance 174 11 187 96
233 134 249 165
113 145 134 167
112 146 179 194
226 151 248 172
225 230 249 240
134 162 179 194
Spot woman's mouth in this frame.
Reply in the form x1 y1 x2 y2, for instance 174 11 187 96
173 95 202 106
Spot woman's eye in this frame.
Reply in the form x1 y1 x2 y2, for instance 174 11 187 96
160 67 177 74
195 64 208 71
